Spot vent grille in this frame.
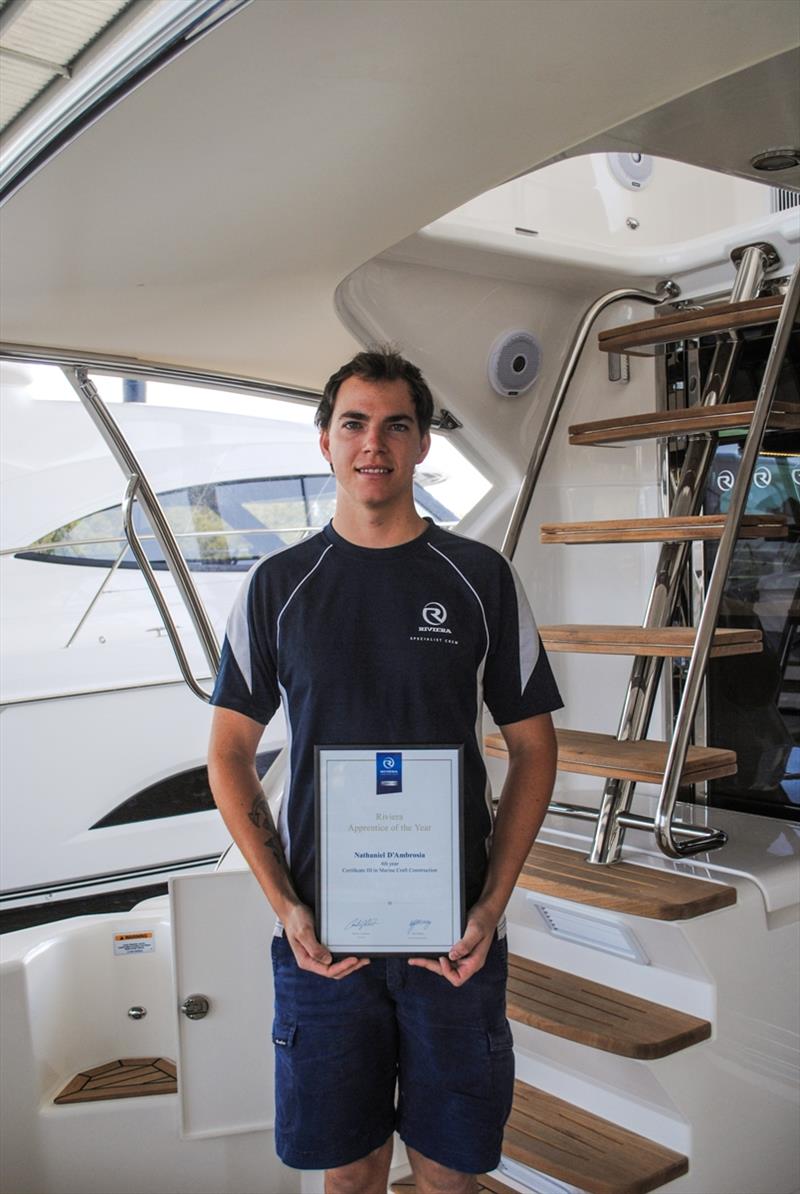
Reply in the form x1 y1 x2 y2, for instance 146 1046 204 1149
770 188 800 214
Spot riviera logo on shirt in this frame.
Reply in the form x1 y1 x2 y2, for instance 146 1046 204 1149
411 600 458 645
422 602 448 625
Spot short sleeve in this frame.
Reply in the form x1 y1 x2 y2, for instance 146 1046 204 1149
210 561 279 725
482 558 563 726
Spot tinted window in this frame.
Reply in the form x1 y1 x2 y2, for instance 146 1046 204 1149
18 474 337 572
17 474 455 571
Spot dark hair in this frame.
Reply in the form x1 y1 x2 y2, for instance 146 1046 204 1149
315 346 434 436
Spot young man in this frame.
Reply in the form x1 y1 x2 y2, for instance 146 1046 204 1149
208 348 562 1194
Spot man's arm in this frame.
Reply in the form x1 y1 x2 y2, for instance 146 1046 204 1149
409 710 557 986
208 705 368 979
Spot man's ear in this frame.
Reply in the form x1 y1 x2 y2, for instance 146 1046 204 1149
319 428 332 465
417 432 431 466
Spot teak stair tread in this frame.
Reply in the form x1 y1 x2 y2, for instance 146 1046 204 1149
506 953 710 1058
485 728 737 783
54 1057 177 1104
514 841 736 919
540 513 786 544
505 1079 688 1194
569 400 799 445
539 624 762 658
598 293 793 355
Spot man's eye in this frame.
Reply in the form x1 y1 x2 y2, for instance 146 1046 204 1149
391 423 410 432
342 421 362 430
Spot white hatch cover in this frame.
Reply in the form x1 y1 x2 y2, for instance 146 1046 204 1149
170 869 276 1139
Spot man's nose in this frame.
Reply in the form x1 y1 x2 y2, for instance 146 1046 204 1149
364 424 387 451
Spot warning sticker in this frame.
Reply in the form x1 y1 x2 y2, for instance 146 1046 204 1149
113 931 155 956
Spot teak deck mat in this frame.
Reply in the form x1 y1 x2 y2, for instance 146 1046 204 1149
54 1057 177 1104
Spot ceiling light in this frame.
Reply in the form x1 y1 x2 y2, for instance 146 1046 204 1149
750 148 800 173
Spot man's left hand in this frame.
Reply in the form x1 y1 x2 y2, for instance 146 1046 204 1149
407 903 497 987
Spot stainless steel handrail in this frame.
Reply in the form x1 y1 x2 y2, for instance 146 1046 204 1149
654 257 800 858
548 801 723 842
501 279 679 560
121 476 212 704
64 367 220 687
589 242 774 863
0 341 458 432
1 341 321 405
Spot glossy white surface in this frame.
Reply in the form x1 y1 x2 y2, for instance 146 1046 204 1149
2 2 796 383
506 815 800 1194
537 787 800 916
439 155 770 248
0 907 297 1194
171 871 276 1137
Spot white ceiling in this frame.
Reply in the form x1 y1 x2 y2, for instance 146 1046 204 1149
0 0 798 389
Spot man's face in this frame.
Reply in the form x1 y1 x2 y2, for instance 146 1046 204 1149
319 375 430 514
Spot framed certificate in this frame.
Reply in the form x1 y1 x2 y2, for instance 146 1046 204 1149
315 745 464 956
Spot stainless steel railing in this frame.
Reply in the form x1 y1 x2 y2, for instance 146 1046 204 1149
501 252 796 864
589 242 776 863
653 256 800 857
121 476 213 703
64 367 220 701
501 280 679 560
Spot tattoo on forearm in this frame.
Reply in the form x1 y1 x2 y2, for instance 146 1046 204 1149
247 793 286 867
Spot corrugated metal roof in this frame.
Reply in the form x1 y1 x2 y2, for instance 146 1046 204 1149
0 0 132 132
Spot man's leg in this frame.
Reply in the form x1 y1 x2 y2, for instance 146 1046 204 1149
324 1137 393 1194
407 1145 479 1194
395 936 514 1180
271 937 398 1174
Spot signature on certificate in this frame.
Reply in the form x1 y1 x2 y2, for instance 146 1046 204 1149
344 916 379 931
407 919 432 935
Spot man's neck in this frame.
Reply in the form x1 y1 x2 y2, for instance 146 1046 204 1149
331 505 428 549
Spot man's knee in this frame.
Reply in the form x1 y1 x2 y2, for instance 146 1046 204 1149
324 1136 393 1194
407 1145 479 1194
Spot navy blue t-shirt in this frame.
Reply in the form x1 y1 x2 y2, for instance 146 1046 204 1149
210 521 562 910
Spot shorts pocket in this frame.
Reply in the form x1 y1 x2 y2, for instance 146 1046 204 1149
272 1018 297 1049
274 1012 397 1164
488 1019 514 1120
272 1017 299 1137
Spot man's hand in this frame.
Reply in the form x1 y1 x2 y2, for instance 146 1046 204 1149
283 903 370 980
407 902 497 987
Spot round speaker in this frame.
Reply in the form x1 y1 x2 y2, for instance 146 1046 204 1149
488 331 541 398
607 151 654 191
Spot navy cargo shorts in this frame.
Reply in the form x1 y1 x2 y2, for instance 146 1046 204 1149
270 931 515 1174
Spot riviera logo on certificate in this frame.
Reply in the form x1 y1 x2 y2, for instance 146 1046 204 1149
315 745 464 956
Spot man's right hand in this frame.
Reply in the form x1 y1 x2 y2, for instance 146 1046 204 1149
283 903 370 979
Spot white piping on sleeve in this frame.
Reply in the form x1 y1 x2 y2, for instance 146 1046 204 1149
276 544 333 651
277 680 294 870
273 544 333 868
225 558 266 695
428 542 495 848
507 560 540 692
427 542 490 654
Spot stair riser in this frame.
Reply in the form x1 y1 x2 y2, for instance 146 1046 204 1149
505 905 716 1022
510 1029 694 1160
